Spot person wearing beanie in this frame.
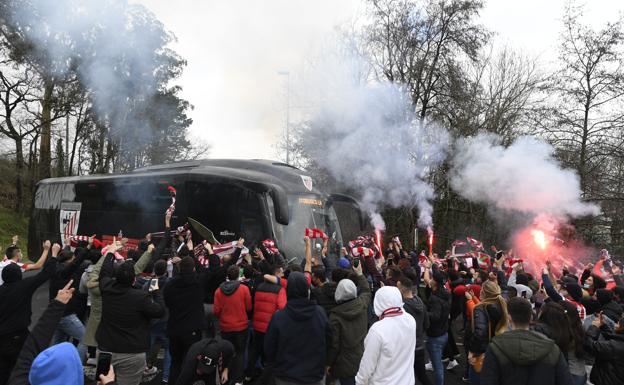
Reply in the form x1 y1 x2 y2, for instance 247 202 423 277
9 279 117 385
164 255 207 385
0 242 58 385
356 286 416 385
214 265 251 385
422 263 451 385
542 265 587 320
338 257 351 269
97 241 165 385
264 272 330 385
326 263 371 385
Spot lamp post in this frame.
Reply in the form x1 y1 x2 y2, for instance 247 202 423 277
277 70 290 164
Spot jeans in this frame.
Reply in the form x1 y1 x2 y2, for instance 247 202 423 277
222 330 248 384
414 349 432 385
246 330 265 377
52 314 87 363
0 330 28 385
149 325 171 381
570 373 587 385
426 333 448 385
169 330 202 385
469 364 480 385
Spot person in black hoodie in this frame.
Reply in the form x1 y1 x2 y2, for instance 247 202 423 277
0 243 58 385
264 271 331 385
596 289 623 324
310 267 342 315
97 242 165 385
399 276 432 385
423 262 451 385
176 337 235 385
164 256 206 385
48 242 92 363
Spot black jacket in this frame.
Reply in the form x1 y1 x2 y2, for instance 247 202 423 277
584 325 624 385
403 295 429 351
0 257 56 336
601 301 623 324
466 302 504 354
97 253 165 353
8 299 118 385
164 271 206 336
426 288 451 337
326 274 371 378
48 247 88 317
481 329 572 385
176 338 235 385
264 298 331 383
311 282 338 315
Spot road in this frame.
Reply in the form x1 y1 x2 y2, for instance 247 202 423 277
27 272 468 385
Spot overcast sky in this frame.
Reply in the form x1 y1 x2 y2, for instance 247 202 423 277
133 0 624 160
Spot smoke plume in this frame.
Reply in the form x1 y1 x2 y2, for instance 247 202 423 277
4 0 176 143
450 134 600 218
300 54 449 230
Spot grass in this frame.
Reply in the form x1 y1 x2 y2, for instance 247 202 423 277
0 206 29 260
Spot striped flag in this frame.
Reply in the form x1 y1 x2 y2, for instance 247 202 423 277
466 237 484 250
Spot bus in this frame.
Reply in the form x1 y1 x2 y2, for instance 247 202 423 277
29 159 367 262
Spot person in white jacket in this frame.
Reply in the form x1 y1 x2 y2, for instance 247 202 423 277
355 286 416 385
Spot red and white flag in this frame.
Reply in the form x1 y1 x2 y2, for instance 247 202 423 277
305 228 328 240
466 237 484 250
477 252 490 268
351 247 374 257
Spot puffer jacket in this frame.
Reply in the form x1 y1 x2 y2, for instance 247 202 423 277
252 281 286 333
466 302 504 354
585 325 624 385
326 274 371 378
426 288 451 337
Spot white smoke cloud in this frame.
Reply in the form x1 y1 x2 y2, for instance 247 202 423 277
450 134 600 218
6 0 174 139
299 54 449 230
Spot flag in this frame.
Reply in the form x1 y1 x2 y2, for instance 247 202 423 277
452 239 467 247
305 228 328 240
351 247 374 257
477 252 490 268
466 237 484 250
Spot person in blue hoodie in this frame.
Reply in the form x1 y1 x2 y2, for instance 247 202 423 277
264 271 331 385
8 280 117 385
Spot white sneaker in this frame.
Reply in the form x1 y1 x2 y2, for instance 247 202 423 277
446 359 459 370
143 366 158 376
425 361 433 371
86 357 97 366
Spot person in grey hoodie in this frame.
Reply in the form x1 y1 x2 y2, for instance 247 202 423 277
399 276 431 385
326 263 371 385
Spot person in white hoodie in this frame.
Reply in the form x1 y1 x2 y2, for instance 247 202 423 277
355 286 416 385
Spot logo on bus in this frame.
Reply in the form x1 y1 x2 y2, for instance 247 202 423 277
59 202 82 240
300 175 313 191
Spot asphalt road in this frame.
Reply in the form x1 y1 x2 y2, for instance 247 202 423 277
28 273 469 385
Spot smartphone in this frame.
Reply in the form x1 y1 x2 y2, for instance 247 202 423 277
353 258 360 268
149 278 158 291
96 351 112 379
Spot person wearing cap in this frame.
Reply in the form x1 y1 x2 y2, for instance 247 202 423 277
355 285 416 385
326 261 371 385
175 336 235 385
0 242 59 385
264 271 330 385
422 262 451 385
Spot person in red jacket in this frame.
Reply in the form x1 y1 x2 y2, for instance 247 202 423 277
214 265 251 385
245 262 287 382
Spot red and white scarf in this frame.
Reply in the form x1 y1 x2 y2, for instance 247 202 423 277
69 235 104 249
165 186 177 215
305 228 328 240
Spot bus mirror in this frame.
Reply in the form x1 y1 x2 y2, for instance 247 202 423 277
268 185 289 225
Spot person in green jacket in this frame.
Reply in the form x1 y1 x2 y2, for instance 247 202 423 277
326 262 371 385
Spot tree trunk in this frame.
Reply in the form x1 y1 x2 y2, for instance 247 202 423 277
14 137 24 213
38 79 54 179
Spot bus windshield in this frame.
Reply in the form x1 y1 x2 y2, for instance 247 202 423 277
270 194 343 263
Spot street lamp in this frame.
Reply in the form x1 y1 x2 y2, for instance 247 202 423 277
277 70 290 164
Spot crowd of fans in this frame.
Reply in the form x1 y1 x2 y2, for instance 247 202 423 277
1 210 624 385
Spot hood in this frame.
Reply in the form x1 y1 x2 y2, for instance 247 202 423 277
220 280 240 296
433 287 451 302
285 298 316 321
490 330 558 366
287 271 310 300
403 296 425 314
29 342 83 385
335 279 357 303
1 263 22 283
373 286 403 317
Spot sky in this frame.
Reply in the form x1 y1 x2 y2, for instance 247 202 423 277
133 0 624 160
